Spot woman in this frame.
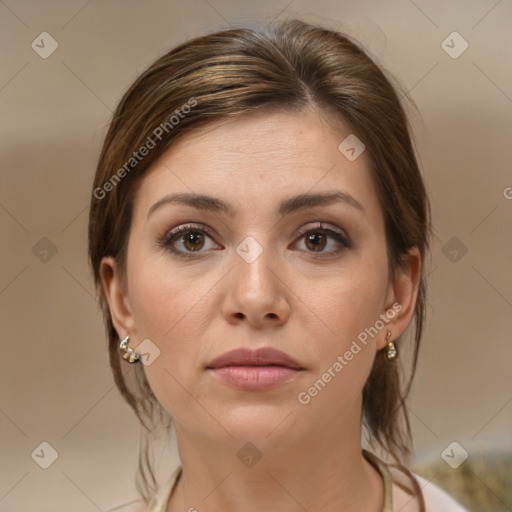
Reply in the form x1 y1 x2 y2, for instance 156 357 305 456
89 18 469 512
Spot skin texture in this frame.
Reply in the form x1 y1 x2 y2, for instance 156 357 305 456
101 108 421 512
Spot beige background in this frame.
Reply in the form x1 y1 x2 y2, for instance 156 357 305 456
1 1 511 511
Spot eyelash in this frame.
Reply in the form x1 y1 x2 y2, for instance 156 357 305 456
156 222 352 259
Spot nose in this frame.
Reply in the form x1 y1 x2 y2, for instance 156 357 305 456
222 239 292 328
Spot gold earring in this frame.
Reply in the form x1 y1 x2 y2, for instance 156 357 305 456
385 330 397 360
119 336 140 363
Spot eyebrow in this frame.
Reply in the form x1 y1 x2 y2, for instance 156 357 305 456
146 190 366 220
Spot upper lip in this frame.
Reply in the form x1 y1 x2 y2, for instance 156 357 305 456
206 347 303 370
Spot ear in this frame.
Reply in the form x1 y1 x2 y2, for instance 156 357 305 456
100 256 137 340
376 246 422 350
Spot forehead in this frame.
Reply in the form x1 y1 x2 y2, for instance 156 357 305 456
132 108 380 220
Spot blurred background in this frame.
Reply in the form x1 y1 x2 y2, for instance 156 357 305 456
1 1 511 511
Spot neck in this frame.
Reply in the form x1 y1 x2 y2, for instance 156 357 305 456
166 395 384 512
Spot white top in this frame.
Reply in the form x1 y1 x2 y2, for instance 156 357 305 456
388 464 469 511
416 474 470 511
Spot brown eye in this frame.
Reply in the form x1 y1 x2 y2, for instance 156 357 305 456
304 232 328 252
294 224 352 256
181 231 206 252
157 224 219 259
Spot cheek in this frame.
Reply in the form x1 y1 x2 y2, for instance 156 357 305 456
127 243 213 341
296 251 388 399
125 252 218 393
127 265 209 425
307 252 389 345
295 278 386 416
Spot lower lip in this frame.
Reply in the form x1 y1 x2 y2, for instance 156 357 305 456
207 366 301 391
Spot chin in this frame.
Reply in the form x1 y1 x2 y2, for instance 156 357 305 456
207 406 304 448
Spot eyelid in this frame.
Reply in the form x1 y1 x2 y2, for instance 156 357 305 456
157 223 218 248
157 221 352 257
292 222 352 252
294 221 348 239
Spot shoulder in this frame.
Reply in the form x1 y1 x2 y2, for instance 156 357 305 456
414 473 469 512
389 464 469 512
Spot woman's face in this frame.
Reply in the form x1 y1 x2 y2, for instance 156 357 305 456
102 108 419 449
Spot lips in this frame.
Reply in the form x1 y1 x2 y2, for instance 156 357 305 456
206 347 304 391
206 347 303 370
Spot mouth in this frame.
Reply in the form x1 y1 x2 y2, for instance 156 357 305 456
206 347 304 391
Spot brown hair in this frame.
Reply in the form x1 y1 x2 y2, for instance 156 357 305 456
88 18 431 503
